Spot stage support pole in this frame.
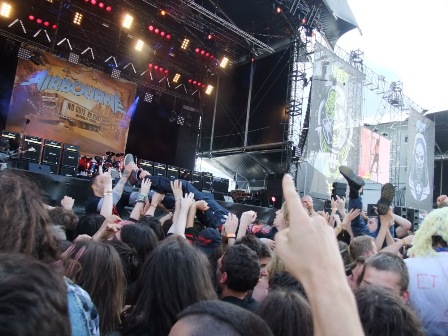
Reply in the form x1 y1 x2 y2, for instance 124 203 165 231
210 75 220 152
244 61 255 147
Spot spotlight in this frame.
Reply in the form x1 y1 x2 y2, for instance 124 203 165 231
0 3 12 18
144 92 153 103
219 56 229 68
122 14 133 29
177 115 185 125
160 9 166 16
135 39 144 51
111 68 121 79
73 12 83 25
18 47 31 60
276 6 281 14
30 50 43 65
173 73 180 83
68 52 79 64
181 38 190 50
205 85 214 95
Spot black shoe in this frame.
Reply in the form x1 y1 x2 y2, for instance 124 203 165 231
377 183 395 215
339 166 365 191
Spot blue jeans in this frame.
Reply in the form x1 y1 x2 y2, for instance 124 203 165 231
348 196 371 237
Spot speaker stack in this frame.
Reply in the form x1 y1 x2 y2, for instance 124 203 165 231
153 162 166 177
139 159 154 175
60 144 80 177
22 135 42 162
179 168 191 181
191 171 203 190
202 172 213 191
406 208 420 231
332 182 347 200
167 165 179 180
42 139 62 174
212 176 229 201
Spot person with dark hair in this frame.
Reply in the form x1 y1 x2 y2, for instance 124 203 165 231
107 240 139 286
138 215 165 241
0 170 59 263
405 207 448 336
359 252 409 302
49 206 79 242
169 300 273 336
119 223 158 266
64 240 126 335
120 236 217 336
76 213 106 238
217 244 261 312
0 253 71 336
257 289 313 336
269 271 307 298
355 285 425 336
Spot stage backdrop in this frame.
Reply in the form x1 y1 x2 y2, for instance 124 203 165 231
7 49 137 157
305 43 364 199
406 108 435 211
358 127 390 184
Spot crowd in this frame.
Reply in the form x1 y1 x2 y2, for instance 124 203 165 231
0 157 447 336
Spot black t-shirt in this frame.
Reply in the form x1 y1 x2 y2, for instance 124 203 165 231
221 295 260 313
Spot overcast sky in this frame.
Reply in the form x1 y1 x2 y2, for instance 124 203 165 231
336 0 448 112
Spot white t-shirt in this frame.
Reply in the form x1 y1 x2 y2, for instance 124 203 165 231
405 252 448 336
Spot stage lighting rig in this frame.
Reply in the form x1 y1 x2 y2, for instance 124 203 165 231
122 14 133 29
0 2 11 18
144 92 153 103
111 68 121 79
205 85 214 95
173 73 181 83
135 39 144 51
73 12 83 25
181 38 190 50
30 50 43 65
219 56 229 68
17 47 31 60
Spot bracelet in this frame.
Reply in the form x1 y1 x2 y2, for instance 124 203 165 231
103 190 113 196
137 194 147 204
103 193 113 197
227 233 236 239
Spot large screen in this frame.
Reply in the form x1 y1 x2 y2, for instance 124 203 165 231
358 127 390 184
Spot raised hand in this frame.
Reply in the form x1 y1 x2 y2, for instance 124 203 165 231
181 192 195 209
223 213 238 235
139 178 152 196
60 195 75 210
92 215 122 242
170 179 183 200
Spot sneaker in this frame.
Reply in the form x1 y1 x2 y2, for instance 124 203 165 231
339 166 365 191
123 153 140 186
377 183 395 215
124 153 135 168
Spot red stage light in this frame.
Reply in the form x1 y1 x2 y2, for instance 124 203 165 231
155 29 159 34
52 24 58 29
202 84 205 88
188 79 192 83
197 82 201 86
208 34 213 40
210 55 214 59
29 15 34 20
200 50 205 55
148 63 153 68
154 65 159 70
106 6 112 11
148 25 154 31
99 3 104 8
85 0 89 2
159 67 164 72
205 52 209 57
160 31 165 37
91 0 97 5
271 196 276 202
164 69 168 73
36 19 42 24
193 80 197 84
44 21 49 26
166 34 171 39
195 48 199 53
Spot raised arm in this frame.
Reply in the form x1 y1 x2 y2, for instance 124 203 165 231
168 192 195 237
99 166 114 217
393 213 412 238
186 200 209 229
130 178 152 221
112 162 137 204
275 175 364 336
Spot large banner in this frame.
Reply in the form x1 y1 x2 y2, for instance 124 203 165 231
358 127 390 184
406 109 435 211
7 49 137 156
305 43 364 198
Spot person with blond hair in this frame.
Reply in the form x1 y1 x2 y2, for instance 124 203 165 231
404 207 448 336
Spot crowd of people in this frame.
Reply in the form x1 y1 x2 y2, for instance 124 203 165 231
0 157 447 336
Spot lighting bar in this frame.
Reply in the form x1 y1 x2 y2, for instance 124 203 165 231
219 56 229 68
173 73 180 83
144 92 153 103
28 15 58 29
122 14 133 29
73 12 83 25
123 62 136 73
111 68 121 79
81 47 95 59
135 39 144 51
194 47 214 59
148 25 171 39
17 47 31 60
8 19 27 33
84 0 112 12
205 85 214 95
181 38 190 50
0 2 11 18
68 52 79 64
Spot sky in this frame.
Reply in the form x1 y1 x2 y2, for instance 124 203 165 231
336 0 448 113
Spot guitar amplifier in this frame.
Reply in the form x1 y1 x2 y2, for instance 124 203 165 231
139 159 154 175
213 177 229 193
202 172 213 191
167 165 179 179
60 166 77 177
42 139 62 165
191 171 203 190
62 144 80 167
153 162 166 177
1 130 21 150
179 168 191 180
22 135 42 162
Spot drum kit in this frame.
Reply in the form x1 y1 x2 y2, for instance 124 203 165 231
78 151 124 177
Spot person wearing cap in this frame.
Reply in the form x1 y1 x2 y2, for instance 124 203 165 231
404 207 448 336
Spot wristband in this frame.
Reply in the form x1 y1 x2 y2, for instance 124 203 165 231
137 194 147 204
103 191 113 196
227 233 236 239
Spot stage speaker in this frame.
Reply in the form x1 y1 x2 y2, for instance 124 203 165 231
42 139 62 165
394 206 407 218
332 182 347 200
202 172 213 191
407 208 420 231
139 159 154 175
179 168 191 180
60 166 77 177
22 135 42 162
191 171 203 190
1 130 21 152
61 144 80 168
167 165 179 179
49 164 59 175
153 162 166 177
267 173 283 209
213 177 229 193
